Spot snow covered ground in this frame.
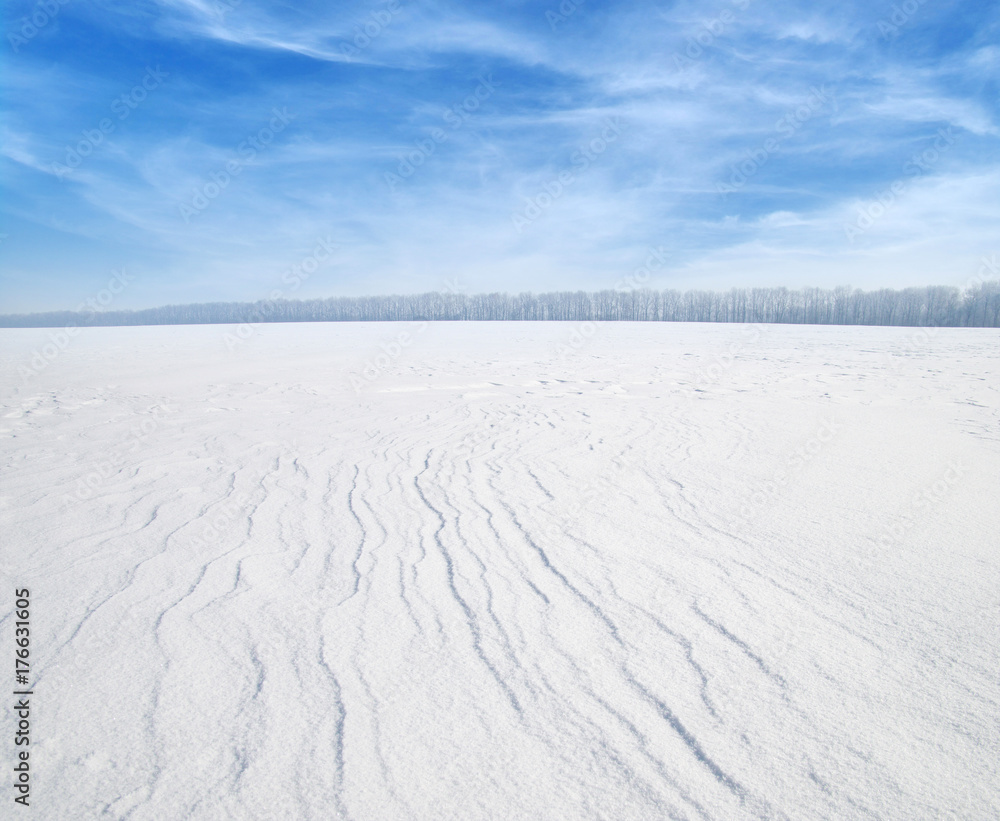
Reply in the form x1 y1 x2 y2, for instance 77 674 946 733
1 321 998 820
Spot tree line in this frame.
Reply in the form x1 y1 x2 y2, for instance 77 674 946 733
2 281 999 328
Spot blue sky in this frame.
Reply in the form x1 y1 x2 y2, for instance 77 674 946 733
1 0 998 312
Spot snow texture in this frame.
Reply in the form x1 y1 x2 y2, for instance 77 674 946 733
1 321 998 820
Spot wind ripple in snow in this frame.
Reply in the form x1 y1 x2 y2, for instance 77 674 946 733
1 322 997 820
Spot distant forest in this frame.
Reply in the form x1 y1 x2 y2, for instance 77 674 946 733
3 282 1000 328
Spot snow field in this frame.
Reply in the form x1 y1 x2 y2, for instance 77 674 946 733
1 321 997 820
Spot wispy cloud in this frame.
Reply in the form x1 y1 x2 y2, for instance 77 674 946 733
1 0 998 311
